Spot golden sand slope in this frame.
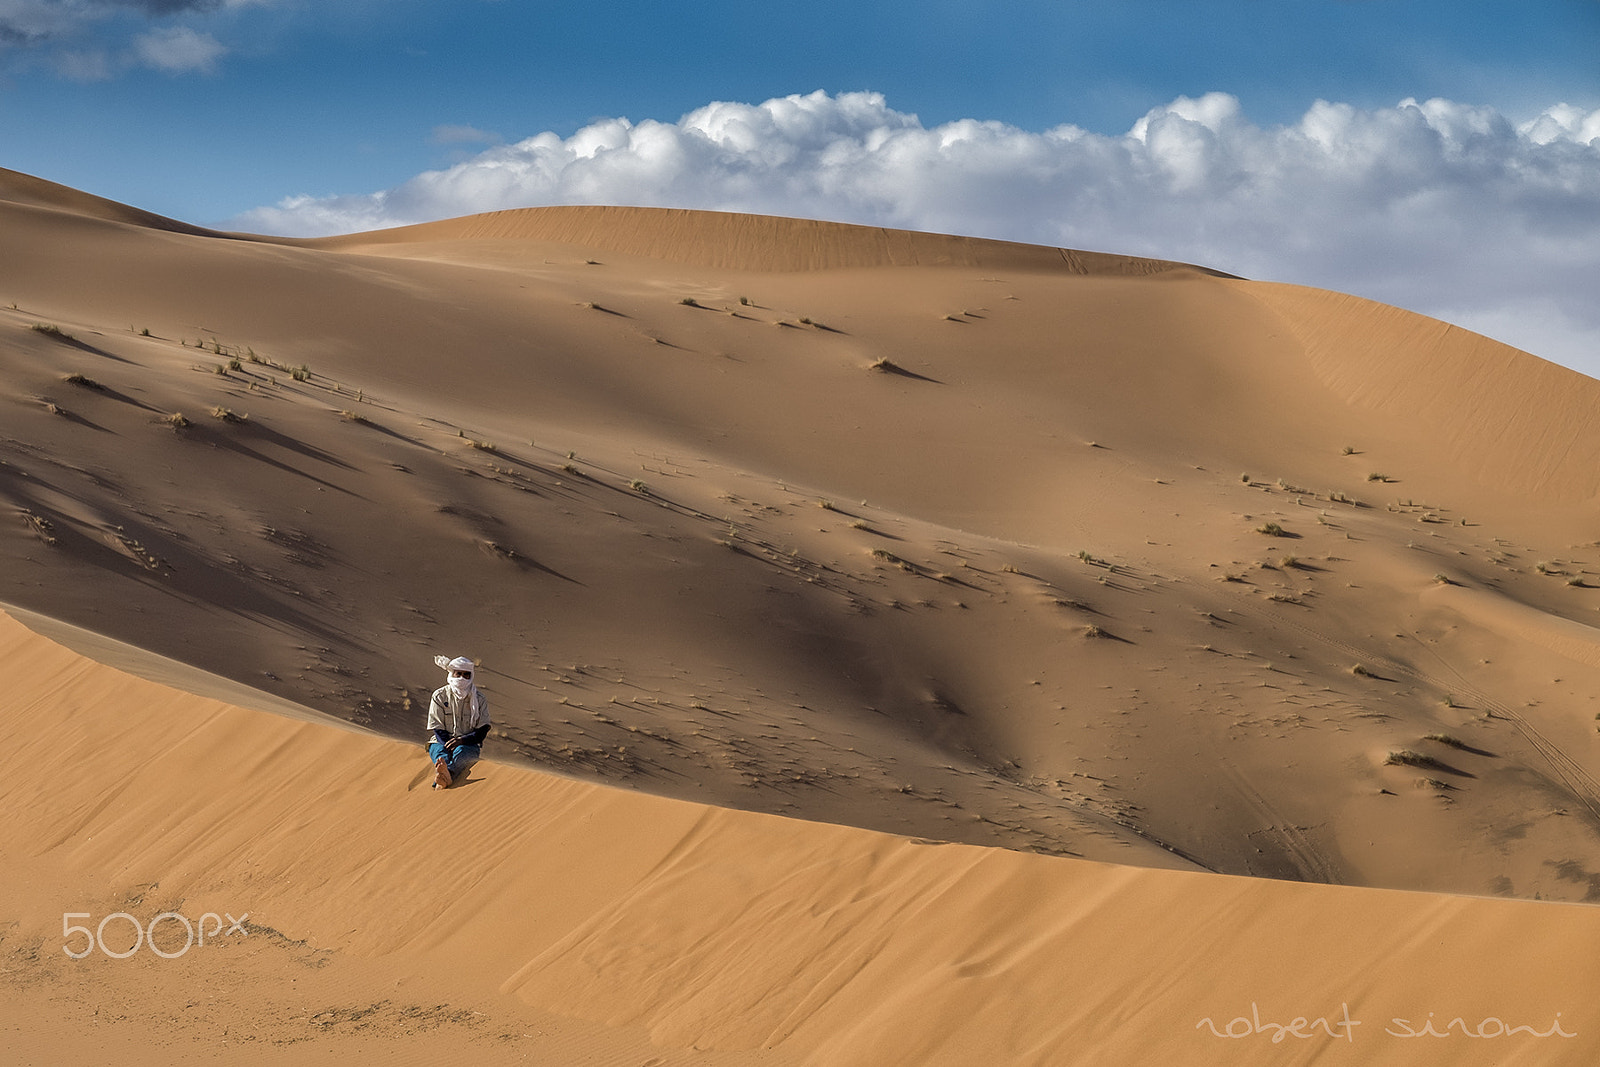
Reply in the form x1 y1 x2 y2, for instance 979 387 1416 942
317 203 1233 275
4 168 1600 904
3 605 1598 1066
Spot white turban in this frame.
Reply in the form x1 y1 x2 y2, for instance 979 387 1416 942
434 654 478 698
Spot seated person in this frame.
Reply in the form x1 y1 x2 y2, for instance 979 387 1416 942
427 654 490 788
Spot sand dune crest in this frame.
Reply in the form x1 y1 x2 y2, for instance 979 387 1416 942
314 203 1234 275
0 166 222 237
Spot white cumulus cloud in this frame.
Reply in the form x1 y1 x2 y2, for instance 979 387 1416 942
132 25 224 73
234 90 1600 376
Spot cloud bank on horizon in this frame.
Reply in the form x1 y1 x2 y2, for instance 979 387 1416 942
236 91 1600 376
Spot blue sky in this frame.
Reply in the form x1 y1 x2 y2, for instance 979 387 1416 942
2 0 1598 372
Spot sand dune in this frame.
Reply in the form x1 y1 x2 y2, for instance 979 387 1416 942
1249 282 1600 503
0 165 223 238
4 605 1598 1065
316 203 1234 276
3 166 1600 1057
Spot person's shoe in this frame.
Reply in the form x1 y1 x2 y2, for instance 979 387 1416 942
432 756 453 790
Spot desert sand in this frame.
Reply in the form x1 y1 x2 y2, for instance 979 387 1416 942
3 166 1600 1062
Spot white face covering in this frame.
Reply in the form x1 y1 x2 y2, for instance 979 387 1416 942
436 655 477 700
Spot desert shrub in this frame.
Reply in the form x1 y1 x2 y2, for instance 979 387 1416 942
1385 750 1446 770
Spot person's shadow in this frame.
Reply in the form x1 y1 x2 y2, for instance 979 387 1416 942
406 767 488 791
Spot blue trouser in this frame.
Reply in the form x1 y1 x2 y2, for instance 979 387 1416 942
428 741 481 782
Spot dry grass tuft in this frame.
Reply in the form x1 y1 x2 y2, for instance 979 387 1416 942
18 509 57 545
1385 750 1447 771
